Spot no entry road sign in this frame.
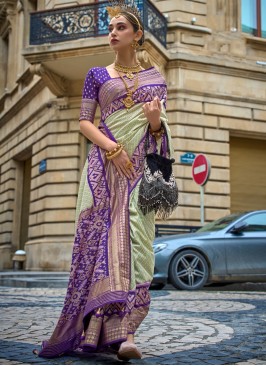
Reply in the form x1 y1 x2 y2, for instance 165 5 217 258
192 154 211 186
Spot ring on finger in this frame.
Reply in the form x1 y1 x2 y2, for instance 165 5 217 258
126 161 133 169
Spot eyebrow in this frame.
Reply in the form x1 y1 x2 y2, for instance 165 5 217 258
108 21 127 27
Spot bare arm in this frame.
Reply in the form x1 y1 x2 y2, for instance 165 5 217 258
79 120 117 151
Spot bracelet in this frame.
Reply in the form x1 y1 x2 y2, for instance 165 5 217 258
105 143 124 160
149 126 164 140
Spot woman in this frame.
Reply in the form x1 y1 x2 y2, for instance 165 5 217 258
36 1 173 361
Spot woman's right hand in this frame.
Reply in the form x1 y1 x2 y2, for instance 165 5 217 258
79 121 136 179
111 150 136 180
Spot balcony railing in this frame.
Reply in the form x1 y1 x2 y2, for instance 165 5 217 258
30 0 167 47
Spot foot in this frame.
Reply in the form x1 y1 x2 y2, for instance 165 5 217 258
117 341 142 360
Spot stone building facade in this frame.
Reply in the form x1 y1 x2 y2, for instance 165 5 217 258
0 0 265 270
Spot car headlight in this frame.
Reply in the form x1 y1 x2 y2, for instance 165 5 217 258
153 243 168 254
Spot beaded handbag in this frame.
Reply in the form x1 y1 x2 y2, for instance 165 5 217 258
138 123 178 219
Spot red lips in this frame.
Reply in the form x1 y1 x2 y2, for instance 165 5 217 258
110 39 119 44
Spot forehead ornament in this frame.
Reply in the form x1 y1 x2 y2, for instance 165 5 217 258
106 0 142 30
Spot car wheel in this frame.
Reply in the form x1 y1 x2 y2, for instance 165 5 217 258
169 250 209 290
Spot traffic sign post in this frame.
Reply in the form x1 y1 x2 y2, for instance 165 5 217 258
200 186 205 226
192 154 211 225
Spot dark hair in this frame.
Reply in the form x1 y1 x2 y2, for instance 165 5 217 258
119 10 144 46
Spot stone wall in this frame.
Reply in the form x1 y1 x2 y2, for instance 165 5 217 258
0 84 84 269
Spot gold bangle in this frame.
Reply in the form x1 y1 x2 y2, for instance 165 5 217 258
106 147 123 160
149 126 164 140
105 143 124 160
106 143 123 157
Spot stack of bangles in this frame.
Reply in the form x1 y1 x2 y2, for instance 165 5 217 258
149 125 165 140
105 143 124 160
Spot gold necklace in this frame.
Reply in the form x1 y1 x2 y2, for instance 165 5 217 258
114 61 142 79
116 69 139 109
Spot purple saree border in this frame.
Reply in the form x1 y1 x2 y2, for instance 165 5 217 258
84 291 130 318
84 282 151 320
101 84 167 121
93 299 151 318
87 145 111 206
161 133 167 157
39 324 84 358
136 281 151 288
102 337 127 347
39 283 151 358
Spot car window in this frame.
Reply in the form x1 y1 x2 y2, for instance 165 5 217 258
197 213 244 232
242 213 266 232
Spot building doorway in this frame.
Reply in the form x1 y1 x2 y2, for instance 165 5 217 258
230 136 266 213
19 157 31 250
13 152 32 251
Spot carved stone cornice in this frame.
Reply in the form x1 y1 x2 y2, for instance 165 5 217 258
30 64 69 97
168 22 212 34
167 52 266 81
23 43 111 64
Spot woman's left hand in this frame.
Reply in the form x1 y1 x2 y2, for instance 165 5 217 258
142 96 162 131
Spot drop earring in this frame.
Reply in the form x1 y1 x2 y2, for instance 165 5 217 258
131 40 139 50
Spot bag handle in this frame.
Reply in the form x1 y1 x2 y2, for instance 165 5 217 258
144 120 170 157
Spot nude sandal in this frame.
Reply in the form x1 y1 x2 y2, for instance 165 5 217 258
117 341 142 360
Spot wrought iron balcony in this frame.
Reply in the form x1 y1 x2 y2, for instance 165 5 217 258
30 0 167 47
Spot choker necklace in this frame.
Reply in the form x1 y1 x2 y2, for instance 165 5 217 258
114 61 142 79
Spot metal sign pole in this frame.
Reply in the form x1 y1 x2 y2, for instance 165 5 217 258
200 185 205 225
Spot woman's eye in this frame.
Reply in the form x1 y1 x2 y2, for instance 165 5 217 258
118 25 125 30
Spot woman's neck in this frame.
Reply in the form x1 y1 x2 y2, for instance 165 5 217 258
115 51 139 67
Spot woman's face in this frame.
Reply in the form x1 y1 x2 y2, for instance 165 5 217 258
108 15 138 50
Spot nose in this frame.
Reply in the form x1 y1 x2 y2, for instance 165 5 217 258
110 28 117 37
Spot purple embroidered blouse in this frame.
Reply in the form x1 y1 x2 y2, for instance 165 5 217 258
79 66 167 123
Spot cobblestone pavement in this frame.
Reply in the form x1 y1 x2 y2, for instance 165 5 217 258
0 286 266 365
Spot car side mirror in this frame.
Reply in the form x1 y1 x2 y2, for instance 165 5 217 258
229 221 248 234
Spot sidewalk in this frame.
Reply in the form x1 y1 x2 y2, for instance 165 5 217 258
0 275 266 365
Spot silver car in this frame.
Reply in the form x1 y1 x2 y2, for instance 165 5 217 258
153 210 266 290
